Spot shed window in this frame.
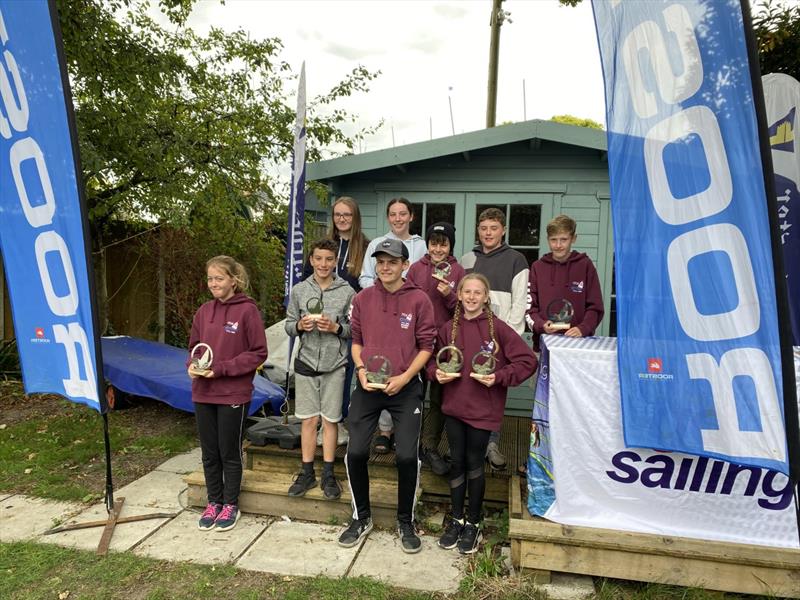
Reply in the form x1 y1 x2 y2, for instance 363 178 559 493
475 204 542 264
410 203 456 237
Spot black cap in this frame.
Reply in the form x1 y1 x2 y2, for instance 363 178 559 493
425 222 456 252
371 238 409 260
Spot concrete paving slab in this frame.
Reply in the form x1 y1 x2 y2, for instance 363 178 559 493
114 469 188 510
537 573 596 600
134 509 270 564
0 492 14 503
0 495 82 542
155 447 202 474
349 529 465 593
38 501 175 553
237 520 359 577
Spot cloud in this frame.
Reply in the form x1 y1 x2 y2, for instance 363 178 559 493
433 4 469 19
407 31 446 53
322 41 385 61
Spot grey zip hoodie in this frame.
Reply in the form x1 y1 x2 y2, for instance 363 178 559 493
285 275 355 373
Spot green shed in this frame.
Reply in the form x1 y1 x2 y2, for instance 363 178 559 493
306 119 614 416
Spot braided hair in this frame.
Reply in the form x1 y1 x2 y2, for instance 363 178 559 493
451 273 500 355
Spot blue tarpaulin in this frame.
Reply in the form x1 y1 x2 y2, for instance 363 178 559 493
101 336 283 416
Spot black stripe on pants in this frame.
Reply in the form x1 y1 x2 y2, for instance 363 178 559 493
195 401 249 506
345 377 422 523
445 415 491 523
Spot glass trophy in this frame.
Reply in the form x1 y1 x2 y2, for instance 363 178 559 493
189 343 214 377
306 296 324 321
546 298 574 330
436 345 463 377
365 355 391 390
469 350 496 381
432 260 452 283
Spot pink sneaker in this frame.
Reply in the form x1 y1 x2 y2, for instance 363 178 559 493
214 503 240 531
198 502 222 530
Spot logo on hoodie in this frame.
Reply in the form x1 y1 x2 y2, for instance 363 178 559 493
399 312 413 329
224 321 239 334
480 340 495 354
570 280 585 293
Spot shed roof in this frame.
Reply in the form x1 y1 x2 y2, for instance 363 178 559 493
308 119 607 181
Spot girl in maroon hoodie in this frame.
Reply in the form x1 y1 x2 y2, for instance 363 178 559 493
188 256 267 532
430 273 536 554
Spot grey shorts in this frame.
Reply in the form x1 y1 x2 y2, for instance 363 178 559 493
294 368 345 423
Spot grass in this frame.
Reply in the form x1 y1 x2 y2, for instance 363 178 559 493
0 541 436 600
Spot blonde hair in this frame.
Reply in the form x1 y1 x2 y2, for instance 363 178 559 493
328 196 368 276
206 255 249 293
546 214 577 237
450 273 499 355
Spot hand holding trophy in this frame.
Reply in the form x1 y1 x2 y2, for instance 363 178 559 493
432 260 452 283
188 343 214 377
365 355 392 390
469 350 496 382
546 298 574 331
436 345 463 382
306 296 324 322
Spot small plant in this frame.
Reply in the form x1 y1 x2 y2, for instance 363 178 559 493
326 514 340 526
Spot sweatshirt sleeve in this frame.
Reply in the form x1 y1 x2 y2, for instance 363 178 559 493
508 265 530 335
493 323 537 388
350 294 363 346
525 264 546 334
576 260 605 336
426 322 449 380
338 287 355 339
444 263 465 312
214 305 268 378
415 294 437 353
359 238 378 289
284 287 301 338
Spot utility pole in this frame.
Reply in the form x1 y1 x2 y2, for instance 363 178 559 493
486 0 509 128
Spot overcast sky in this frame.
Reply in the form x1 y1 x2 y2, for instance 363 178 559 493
180 0 606 155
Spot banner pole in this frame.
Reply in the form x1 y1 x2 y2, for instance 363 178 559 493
740 0 800 540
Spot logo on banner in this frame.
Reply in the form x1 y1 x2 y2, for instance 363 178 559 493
31 327 50 344
768 107 795 152
647 358 662 373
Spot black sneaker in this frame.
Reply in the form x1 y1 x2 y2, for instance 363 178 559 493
287 470 316 497
397 520 422 554
338 517 373 547
457 521 481 554
321 473 341 500
422 448 450 476
437 515 464 549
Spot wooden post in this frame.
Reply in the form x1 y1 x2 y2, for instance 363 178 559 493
486 0 504 128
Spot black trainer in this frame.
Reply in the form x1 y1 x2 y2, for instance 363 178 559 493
397 520 422 554
321 473 341 500
457 521 481 554
437 515 464 549
422 447 450 476
287 470 316 497
338 517 373 547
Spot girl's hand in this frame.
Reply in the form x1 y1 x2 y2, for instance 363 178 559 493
187 368 198 380
202 370 214 378
436 281 451 296
435 368 458 384
476 373 496 387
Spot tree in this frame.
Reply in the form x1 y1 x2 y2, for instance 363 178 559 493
56 0 379 334
753 0 800 81
550 114 604 130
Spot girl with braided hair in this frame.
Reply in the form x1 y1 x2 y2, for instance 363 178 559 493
428 273 536 554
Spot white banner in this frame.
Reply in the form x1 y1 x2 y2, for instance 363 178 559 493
542 337 800 549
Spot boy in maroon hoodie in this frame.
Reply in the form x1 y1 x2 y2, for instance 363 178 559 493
429 273 537 554
406 222 465 476
526 214 605 350
338 238 436 554
189 256 268 532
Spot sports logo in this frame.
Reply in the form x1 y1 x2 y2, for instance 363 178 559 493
399 312 413 329
570 280 585 293
647 358 662 373
224 321 239 334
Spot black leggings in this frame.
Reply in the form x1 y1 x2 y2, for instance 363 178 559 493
445 416 491 523
195 401 250 506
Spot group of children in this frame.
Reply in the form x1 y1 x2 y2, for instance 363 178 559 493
187 200 604 553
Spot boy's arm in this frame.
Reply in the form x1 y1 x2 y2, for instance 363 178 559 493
337 289 355 339
525 266 545 333
284 288 302 337
508 266 530 335
358 239 377 288
576 262 605 336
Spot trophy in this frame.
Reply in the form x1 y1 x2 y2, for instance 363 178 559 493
432 260 452 283
436 345 463 377
306 296 324 321
189 343 214 377
470 350 496 381
546 298 574 330
365 355 392 390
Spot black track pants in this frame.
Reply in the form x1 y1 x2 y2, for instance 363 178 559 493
195 401 250 506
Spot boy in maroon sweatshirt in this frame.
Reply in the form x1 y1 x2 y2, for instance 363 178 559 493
526 214 605 351
406 222 465 475
338 238 436 554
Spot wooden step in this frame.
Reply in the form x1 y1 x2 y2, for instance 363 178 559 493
185 469 418 529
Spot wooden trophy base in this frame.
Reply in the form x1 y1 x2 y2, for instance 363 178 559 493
366 382 388 390
441 372 461 378
188 367 212 377
469 372 491 380
432 274 450 283
550 322 570 330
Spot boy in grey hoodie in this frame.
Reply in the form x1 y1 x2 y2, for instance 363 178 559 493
285 239 355 500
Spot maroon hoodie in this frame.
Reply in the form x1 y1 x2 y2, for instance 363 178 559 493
405 254 465 326
350 279 436 378
526 251 604 350
188 292 268 405
427 310 537 431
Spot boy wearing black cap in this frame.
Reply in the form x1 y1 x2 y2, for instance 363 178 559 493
406 222 465 475
338 238 437 553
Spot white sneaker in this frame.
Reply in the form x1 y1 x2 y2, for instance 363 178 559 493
486 441 507 470
337 422 349 446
